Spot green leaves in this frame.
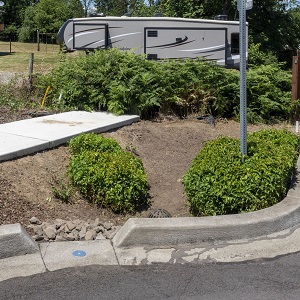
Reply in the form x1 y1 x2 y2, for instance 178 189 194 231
35 47 292 123
67 133 150 214
182 129 300 216
18 0 84 42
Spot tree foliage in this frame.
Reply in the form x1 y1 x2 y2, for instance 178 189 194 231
247 0 300 64
18 0 84 42
94 0 128 16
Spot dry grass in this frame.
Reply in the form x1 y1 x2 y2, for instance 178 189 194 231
0 41 61 73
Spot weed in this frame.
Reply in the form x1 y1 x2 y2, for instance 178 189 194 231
51 176 72 203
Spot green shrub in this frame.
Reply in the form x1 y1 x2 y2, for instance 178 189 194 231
67 134 149 214
34 48 292 123
68 133 122 156
248 41 278 68
182 129 300 216
246 64 292 123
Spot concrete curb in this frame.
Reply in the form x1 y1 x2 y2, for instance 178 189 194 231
1 161 300 257
0 224 39 259
112 158 300 248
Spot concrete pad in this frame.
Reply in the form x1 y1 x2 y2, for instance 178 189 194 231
40 240 118 271
115 246 178 265
0 224 39 259
0 253 46 282
115 225 300 265
0 111 139 161
0 132 48 161
193 225 300 263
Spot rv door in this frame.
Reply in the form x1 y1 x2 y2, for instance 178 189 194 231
73 22 108 50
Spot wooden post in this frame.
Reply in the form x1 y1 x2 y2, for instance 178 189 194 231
37 30 40 51
292 50 300 121
292 50 300 101
28 53 34 89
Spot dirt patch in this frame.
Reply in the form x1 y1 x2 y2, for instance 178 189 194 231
0 108 294 231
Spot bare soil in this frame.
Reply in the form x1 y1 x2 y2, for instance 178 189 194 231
0 108 293 231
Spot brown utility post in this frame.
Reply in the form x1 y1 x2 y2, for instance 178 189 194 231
28 53 34 89
292 50 300 121
292 50 300 100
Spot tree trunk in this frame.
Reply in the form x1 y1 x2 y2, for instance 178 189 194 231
222 0 231 17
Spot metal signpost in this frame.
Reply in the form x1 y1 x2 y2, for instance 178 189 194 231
238 0 252 162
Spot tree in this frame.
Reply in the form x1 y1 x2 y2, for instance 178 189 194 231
95 0 128 16
1 0 38 39
247 0 300 63
19 0 84 42
81 0 94 16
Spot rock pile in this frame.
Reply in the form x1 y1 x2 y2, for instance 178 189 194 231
27 217 121 242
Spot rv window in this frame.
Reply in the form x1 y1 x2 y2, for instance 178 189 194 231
231 33 239 54
148 30 158 38
147 54 158 60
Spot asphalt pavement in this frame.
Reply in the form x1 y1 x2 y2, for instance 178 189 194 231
2 251 300 299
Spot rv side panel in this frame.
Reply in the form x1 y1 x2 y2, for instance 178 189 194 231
57 17 246 68
144 27 227 65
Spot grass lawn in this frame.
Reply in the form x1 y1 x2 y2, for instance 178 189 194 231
0 41 61 73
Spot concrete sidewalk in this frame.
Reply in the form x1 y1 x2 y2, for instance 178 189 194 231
0 111 139 161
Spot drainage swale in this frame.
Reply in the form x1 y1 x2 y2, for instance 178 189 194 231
72 250 86 257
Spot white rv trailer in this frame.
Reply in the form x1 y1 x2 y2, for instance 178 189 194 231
57 16 246 68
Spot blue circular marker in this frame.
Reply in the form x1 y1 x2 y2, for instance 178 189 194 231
72 250 86 257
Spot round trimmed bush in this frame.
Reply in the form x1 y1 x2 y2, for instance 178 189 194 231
67 134 149 214
68 133 122 156
182 129 300 216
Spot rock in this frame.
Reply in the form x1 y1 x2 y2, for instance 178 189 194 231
55 235 66 242
65 232 79 241
33 234 44 242
85 229 97 241
103 230 117 239
27 218 118 242
31 225 43 236
42 222 53 229
79 225 87 235
56 225 66 235
95 233 106 240
95 225 105 233
66 221 76 232
29 217 42 225
79 231 86 240
103 222 114 230
54 219 66 229
148 208 172 218
44 226 56 240
75 222 85 231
